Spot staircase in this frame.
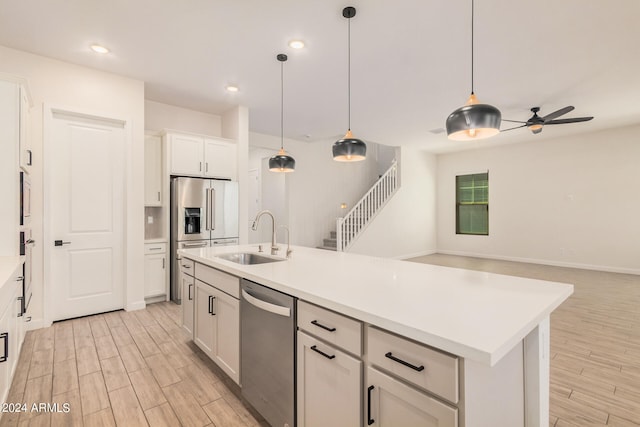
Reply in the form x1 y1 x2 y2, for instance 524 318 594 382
317 231 338 251
336 161 399 252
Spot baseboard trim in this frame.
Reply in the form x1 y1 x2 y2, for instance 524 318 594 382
25 318 45 331
126 300 147 311
394 249 437 260
436 250 640 275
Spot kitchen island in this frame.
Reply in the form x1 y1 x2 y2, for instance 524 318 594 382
179 244 573 427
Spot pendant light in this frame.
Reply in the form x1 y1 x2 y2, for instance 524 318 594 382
333 6 366 162
269 54 296 172
446 0 501 141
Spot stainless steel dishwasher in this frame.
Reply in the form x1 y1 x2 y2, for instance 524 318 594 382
241 279 296 427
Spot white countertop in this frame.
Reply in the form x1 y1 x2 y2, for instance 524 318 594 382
0 256 23 287
179 245 573 366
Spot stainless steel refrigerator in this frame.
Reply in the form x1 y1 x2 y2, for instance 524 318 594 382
171 177 239 302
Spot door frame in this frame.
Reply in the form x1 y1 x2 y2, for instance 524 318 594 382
43 104 132 327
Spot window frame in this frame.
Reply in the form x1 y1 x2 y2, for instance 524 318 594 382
455 172 489 236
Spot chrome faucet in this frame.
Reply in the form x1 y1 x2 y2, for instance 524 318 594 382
279 225 293 258
252 210 279 255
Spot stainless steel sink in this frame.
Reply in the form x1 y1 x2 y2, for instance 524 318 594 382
215 252 285 265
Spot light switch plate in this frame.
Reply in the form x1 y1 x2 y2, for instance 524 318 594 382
147 216 154 224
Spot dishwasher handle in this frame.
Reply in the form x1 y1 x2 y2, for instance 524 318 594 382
241 289 291 317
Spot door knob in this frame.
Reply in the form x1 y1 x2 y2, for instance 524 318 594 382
54 240 71 246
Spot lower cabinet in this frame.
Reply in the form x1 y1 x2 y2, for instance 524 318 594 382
0 262 26 407
297 331 362 427
366 367 458 427
194 278 240 384
144 243 168 299
180 271 194 336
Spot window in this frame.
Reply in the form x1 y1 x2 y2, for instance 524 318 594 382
456 172 488 235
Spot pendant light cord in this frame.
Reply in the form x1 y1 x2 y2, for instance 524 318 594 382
348 15 351 131
280 59 284 150
471 0 474 95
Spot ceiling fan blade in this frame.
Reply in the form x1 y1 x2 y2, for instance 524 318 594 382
502 119 527 124
532 128 543 134
545 117 594 125
542 106 574 121
500 124 526 132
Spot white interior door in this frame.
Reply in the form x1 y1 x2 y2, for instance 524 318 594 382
48 110 125 322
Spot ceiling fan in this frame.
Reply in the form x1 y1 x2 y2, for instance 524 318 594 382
502 106 593 134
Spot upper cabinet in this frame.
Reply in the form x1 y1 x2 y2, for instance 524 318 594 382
144 135 163 207
167 131 237 180
18 86 32 173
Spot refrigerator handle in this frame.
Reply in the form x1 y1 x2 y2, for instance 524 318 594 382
205 189 209 230
210 188 216 230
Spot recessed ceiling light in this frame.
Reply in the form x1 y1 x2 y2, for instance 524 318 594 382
90 44 110 54
288 40 305 49
226 85 239 93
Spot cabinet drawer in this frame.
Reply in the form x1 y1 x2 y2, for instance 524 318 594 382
367 326 459 404
298 301 362 356
144 243 167 254
180 258 195 277
195 263 240 299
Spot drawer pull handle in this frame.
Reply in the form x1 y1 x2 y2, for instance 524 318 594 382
385 352 425 372
149 247 162 251
311 320 336 332
0 332 8 363
367 385 375 425
209 295 216 315
310 345 335 360
182 265 192 269
188 284 193 301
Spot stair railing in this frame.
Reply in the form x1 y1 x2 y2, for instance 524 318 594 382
336 160 398 252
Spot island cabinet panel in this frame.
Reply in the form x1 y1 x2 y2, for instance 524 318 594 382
298 301 362 356
367 326 459 404
297 331 362 427
193 265 240 385
366 367 457 427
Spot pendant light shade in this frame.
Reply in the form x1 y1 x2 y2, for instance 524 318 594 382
333 6 366 162
269 53 295 172
446 0 501 141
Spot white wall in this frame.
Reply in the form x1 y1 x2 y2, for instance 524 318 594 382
145 100 221 135
222 106 249 244
349 147 438 259
0 44 146 325
249 132 380 248
436 125 640 274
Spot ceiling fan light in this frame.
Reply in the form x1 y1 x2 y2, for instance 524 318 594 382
528 123 543 131
269 148 296 172
446 99 501 141
333 130 367 162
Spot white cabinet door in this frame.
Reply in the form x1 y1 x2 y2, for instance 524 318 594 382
144 135 162 206
0 293 12 404
181 272 194 337
194 280 216 357
366 367 458 427
297 331 362 427
19 86 31 173
211 287 239 384
204 138 237 179
144 253 166 297
170 134 204 176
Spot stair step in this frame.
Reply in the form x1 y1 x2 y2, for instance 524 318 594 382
323 238 337 248
316 245 337 251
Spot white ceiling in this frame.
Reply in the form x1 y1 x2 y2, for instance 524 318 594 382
1 0 638 153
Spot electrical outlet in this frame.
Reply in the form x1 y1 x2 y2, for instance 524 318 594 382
147 216 154 224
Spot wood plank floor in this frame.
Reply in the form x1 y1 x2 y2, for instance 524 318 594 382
409 254 640 427
0 302 266 427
